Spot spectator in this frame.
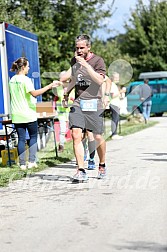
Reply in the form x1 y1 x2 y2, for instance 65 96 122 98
108 72 123 140
9 57 57 170
119 86 128 115
139 79 152 123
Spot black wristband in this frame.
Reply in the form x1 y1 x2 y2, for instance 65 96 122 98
105 93 110 96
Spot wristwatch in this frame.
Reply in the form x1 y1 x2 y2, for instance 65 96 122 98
105 93 110 96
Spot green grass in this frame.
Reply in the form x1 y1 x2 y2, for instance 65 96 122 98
0 118 158 187
120 120 157 136
103 116 157 141
0 138 74 187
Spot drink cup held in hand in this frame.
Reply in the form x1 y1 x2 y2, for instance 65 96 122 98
62 94 68 108
53 80 61 86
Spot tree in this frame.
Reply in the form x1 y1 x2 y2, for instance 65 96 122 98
52 0 115 68
0 0 116 98
0 0 31 29
120 0 167 76
92 38 122 70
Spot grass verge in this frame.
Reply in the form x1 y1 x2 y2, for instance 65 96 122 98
0 119 158 187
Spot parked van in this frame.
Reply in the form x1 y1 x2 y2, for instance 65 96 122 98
127 79 167 116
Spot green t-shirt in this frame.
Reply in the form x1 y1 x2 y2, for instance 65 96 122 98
9 74 37 123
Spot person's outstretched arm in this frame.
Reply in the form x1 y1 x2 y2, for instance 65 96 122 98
30 81 60 97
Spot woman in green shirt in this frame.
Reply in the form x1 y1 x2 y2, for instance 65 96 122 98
9 57 57 170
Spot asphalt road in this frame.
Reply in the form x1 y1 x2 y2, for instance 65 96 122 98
0 116 167 252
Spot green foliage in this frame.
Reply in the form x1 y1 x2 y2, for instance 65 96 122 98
0 0 31 29
92 38 134 78
0 0 115 99
92 39 122 70
52 0 114 67
120 0 167 76
3 0 167 87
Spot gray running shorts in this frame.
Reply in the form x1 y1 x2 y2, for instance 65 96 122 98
69 106 104 134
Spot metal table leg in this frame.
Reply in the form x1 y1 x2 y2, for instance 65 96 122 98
4 124 11 166
51 118 58 158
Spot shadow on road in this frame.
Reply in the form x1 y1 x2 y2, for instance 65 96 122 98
113 241 167 251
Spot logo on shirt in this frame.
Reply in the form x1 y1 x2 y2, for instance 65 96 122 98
77 74 91 87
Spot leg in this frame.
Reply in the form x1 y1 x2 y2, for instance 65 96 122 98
71 127 89 182
84 109 106 164
147 101 152 120
71 127 84 168
89 109 106 178
82 130 88 161
94 133 106 179
87 131 95 159
59 119 66 151
69 107 92 181
110 105 120 136
142 102 147 120
27 121 38 163
87 131 96 170
94 134 106 164
69 106 85 169
14 123 26 165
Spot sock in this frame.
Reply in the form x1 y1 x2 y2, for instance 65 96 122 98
99 163 105 167
78 168 86 173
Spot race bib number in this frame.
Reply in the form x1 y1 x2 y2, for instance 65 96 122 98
80 99 97 111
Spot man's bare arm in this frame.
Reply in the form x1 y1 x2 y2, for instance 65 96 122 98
65 76 75 95
59 68 72 82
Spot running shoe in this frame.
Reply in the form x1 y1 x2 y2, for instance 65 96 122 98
112 135 123 140
27 162 38 169
97 165 106 179
58 144 64 152
88 159 96 170
20 165 27 171
71 168 89 183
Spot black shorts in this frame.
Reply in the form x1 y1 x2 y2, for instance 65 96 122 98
69 106 104 134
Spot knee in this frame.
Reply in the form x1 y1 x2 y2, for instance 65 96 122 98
18 136 26 142
71 130 82 142
94 134 103 142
